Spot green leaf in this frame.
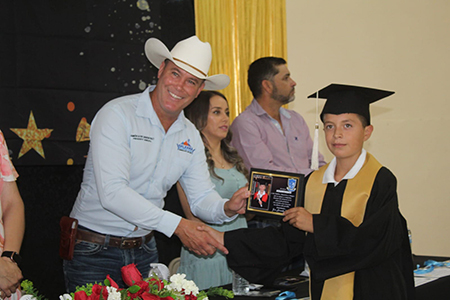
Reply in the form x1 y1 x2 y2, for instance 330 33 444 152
128 285 141 293
206 287 234 299
20 280 49 300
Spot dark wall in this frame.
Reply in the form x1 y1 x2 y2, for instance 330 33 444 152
17 165 83 299
1 0 194 298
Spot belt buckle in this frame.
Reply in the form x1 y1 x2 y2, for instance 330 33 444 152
120 237 140 249
120 237 130 249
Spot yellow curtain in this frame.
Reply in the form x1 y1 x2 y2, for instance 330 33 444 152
195 0 287 121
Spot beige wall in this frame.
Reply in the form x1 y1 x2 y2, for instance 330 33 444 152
286 0 450 256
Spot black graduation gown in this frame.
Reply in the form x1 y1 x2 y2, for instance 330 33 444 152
224 167 415 300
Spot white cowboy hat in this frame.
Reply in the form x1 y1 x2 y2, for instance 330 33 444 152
145 36 230 90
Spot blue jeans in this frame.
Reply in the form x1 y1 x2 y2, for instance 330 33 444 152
63 235 158 293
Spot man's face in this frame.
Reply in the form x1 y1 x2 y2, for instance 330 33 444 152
259 184 266 192
270 64 296 104
153 60 205 119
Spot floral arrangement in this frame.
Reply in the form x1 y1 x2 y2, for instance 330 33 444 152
20 264 233 300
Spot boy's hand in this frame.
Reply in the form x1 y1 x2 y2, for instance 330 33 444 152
283 207 314 233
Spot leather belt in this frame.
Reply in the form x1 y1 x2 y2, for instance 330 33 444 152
76 229 154 249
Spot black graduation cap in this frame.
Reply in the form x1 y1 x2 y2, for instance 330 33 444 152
307 83 394 125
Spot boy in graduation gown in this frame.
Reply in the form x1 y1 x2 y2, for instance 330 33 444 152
200 84 415 300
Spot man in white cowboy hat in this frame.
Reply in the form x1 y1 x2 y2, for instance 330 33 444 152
64 36 250 292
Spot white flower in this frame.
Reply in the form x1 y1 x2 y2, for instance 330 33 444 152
59 294 73 300
167 274 187 292
166 274 200 296
106 286 121 300
182 279 199 296
20 296 38 300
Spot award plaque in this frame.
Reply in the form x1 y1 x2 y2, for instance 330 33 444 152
247 168 304 217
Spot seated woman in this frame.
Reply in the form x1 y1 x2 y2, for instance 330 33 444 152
0 130 25 300
177 91 248 290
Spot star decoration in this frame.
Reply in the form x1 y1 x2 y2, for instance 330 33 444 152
10 111 53 159
76 117 91 142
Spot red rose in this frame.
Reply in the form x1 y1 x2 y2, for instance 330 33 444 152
106 274 119 289
185 293 197 300
149 278 164 290
127 281 150 299
161 296 174 300
141 293 160 300
135 281 150 298
122 264 143 286
74 291 88 300
89 284 108 300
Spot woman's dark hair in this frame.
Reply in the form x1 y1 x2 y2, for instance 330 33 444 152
184 91 248 181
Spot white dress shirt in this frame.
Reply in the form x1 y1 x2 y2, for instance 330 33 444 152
323 149 367 186
71 86 235 238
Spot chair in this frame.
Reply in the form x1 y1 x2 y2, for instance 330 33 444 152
168 257 181 275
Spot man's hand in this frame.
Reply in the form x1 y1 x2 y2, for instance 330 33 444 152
0 257 22 298
174 218 229 256
197 224 225 246
283 207 314 233
224 186 250 217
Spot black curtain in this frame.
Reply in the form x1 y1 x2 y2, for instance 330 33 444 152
1 0 194 298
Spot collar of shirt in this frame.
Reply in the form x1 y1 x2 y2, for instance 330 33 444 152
250 99 291 135
323 149 367 186
136 85 188 134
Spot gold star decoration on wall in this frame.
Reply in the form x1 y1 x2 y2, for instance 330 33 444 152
76 117 90 142
10 111 53 159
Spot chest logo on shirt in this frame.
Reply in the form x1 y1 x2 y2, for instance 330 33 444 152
131 134 154 142
177 139 196 154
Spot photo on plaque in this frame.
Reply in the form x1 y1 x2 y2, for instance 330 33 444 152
247 168 304 218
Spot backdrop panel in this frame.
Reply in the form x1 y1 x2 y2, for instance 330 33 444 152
1 0 195 298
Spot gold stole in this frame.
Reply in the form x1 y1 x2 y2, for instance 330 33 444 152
305 153 382 300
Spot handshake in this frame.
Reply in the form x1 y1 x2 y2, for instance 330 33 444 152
174 186 250 256
175 219 226 256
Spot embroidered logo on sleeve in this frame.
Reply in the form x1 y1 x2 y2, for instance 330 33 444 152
177 139 195 154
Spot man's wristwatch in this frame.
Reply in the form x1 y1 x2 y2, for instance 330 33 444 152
1 251 22 266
